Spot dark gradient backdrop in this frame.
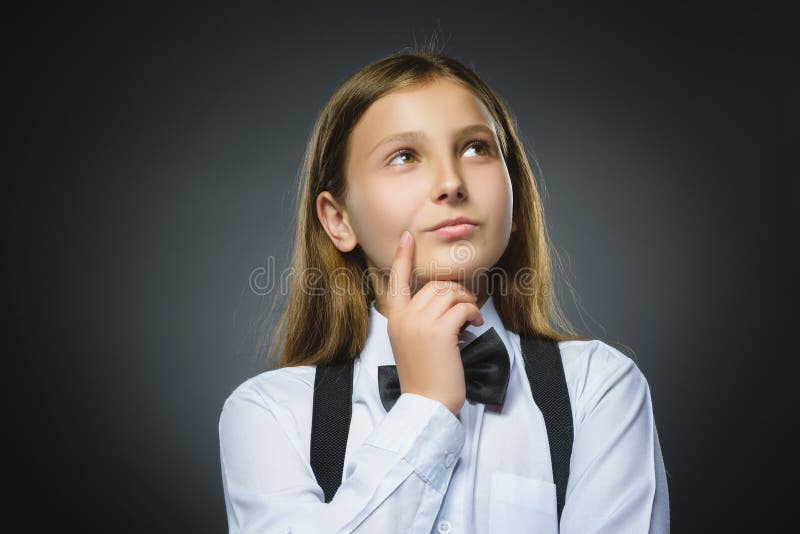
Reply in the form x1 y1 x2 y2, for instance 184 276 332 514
9 3 790 533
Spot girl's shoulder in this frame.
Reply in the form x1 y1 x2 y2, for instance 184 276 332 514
219 365 320 456
222 364 318 411
507 333 641 374
555 338 646 387
556 338 640 372
560 338 654 425
509 334 653 421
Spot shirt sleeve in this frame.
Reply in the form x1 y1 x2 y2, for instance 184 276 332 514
560 347 670 534
219 389 466 534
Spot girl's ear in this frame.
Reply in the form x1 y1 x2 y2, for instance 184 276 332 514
316 191 358 252
511 221 518 232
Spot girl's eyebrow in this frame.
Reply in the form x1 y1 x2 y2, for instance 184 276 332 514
368 123 495 157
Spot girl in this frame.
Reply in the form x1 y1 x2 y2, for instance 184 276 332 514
218 49 669 533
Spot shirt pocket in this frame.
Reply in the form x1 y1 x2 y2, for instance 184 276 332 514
488 471 559 534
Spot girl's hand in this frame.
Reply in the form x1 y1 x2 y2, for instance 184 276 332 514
384 230 485 415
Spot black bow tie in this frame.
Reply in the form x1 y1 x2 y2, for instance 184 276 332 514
377 327 511 412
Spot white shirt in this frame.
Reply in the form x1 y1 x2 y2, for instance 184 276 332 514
219 295 670 533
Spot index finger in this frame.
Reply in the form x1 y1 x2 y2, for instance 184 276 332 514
385 229 414 314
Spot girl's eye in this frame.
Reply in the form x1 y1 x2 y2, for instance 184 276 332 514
387 150 416 167
463 139 492 158
387 139 493 167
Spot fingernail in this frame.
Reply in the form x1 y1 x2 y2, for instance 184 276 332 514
400 230 410 246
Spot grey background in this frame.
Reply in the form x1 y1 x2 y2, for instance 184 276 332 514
9 3 789 532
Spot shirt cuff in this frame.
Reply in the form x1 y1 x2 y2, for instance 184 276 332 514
363 392 466 494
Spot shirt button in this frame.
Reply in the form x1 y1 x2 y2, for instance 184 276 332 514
444 452 456 468
437 520 452 533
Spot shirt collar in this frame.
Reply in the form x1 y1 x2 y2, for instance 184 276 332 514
359 294 515 389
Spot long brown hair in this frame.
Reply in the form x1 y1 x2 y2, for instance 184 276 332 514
263 48 589 369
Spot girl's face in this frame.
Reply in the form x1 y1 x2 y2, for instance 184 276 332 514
318 77 516 295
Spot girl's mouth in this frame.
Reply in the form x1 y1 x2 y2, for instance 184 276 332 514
431 223 478 238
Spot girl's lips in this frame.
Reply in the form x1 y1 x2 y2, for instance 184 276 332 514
431 223 477 237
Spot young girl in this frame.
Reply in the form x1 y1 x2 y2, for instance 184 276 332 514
218 49 669 533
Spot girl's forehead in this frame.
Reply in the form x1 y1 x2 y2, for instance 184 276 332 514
370 78 486 119
351 80 496 148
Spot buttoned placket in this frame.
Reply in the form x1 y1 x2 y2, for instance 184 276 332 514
430 327 494 534
433 394 487 534
433 403 464 534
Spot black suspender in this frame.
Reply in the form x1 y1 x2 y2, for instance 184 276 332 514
310 333 573 524
518 333 574 523
309 361 354 504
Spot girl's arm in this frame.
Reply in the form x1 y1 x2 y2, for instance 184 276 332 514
559 342 670 533
219 387 465 534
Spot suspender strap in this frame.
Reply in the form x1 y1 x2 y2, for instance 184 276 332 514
309 360 353 503
519 334 574 524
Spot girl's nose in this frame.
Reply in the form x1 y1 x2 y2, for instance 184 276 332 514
432 168 468 203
